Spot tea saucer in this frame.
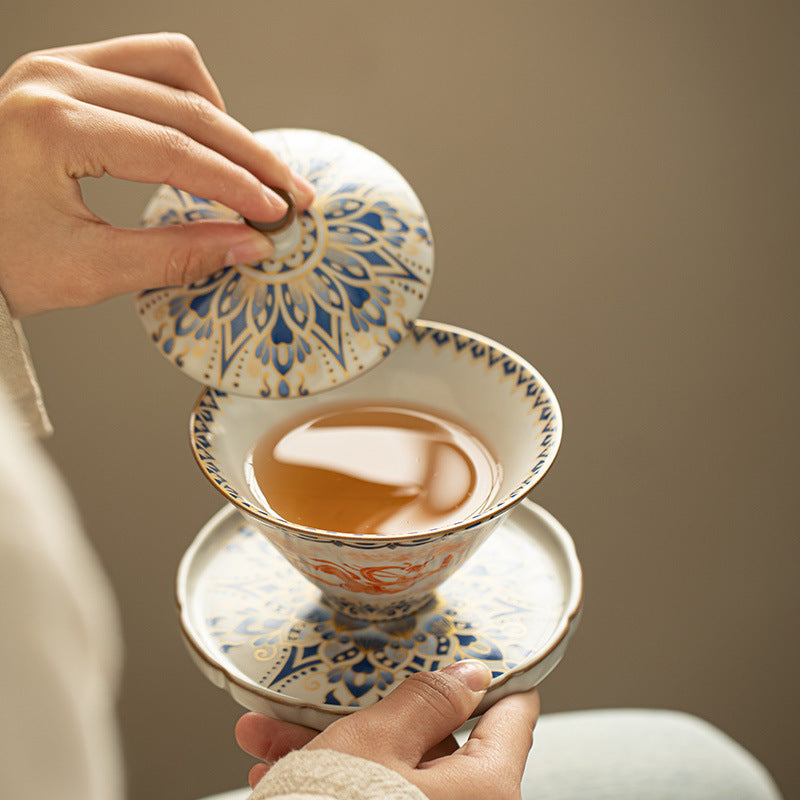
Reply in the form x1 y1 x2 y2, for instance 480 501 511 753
176 500 582 730
136 128 434 399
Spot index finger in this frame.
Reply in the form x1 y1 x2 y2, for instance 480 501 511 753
63 104 286 221
235 712 317 762
459 689 540 778
49 32 226 110
410 690 540 800
43 34 314 210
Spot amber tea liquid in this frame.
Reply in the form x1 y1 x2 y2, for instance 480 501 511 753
246 402 502 535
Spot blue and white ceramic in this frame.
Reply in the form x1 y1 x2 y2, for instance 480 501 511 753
136 129 433 398
177 501 582 730
190 320 562 619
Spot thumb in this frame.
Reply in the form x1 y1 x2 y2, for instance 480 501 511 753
315 661 492 767
88 219 275 300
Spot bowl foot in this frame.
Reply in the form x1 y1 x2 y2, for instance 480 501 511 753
321 591 437 621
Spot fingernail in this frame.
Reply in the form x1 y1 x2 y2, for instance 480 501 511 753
262 184 289 213
225 232 275 265
441 660 492 692
291 172 315 203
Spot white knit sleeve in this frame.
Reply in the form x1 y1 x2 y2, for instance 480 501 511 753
249 749 428 800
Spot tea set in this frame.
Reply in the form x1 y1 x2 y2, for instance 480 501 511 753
137 128 583 729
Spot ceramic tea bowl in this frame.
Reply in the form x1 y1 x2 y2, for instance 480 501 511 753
190 320 561 619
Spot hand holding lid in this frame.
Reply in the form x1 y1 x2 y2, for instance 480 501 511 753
136 129 434 398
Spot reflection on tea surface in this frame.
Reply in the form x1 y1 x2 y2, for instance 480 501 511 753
246 402 502 535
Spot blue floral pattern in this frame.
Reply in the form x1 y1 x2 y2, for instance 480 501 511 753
187 511 572 710
136 129 433 397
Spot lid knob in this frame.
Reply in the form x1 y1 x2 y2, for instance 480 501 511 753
245 188 303 261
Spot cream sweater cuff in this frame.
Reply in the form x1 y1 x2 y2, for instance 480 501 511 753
0 291 52 437
249 749 428 800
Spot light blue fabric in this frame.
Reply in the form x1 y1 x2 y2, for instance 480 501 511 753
515 709 783 800
202 709 783 800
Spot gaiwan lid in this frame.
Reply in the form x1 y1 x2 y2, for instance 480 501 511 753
135 128 433 398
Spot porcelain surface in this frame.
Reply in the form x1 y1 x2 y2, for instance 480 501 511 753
136 128 433 398
177 501 582 730
190 320 562 618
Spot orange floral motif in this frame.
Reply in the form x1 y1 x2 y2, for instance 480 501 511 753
307 554 454 594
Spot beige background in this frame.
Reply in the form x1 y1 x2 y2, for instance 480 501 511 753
2 1 798 798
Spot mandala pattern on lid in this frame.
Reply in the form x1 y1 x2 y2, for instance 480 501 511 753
136 129 433 397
